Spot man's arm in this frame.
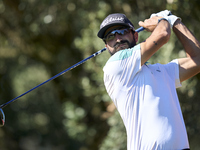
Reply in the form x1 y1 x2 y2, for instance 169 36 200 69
173 20 200 82
139 17 171 65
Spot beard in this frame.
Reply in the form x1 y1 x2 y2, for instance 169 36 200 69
108 39 137 56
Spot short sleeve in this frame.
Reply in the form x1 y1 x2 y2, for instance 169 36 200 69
163 59 181 88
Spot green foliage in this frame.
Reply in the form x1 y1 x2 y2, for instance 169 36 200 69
0 0 200 149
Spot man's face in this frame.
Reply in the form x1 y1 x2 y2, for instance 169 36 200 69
104 25 138 55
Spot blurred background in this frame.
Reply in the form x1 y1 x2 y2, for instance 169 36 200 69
0 0 200 149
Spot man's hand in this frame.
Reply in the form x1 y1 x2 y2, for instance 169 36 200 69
138 16 163 32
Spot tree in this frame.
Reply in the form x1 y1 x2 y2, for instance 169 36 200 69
0 0 200 149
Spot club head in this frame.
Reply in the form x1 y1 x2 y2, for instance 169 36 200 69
0 108 5 127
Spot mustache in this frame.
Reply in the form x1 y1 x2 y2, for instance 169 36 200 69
114 40 129 49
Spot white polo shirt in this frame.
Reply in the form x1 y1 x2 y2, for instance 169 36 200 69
103 44 189 150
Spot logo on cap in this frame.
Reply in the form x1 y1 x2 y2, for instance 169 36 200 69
101 17 124 27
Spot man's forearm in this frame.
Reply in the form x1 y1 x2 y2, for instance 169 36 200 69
140 17 171 65
173 19 200 58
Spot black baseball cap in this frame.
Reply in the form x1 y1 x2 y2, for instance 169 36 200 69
97 13 134 39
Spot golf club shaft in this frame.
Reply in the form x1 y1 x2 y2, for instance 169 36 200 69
0 47 106 109
0 27 145 109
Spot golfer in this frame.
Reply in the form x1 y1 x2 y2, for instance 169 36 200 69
97 10 200 150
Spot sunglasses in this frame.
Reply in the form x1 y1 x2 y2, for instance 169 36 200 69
103 28 133 42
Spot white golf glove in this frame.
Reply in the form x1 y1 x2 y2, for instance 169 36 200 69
165 15 181 28
150 10 181 28
150 10 171 18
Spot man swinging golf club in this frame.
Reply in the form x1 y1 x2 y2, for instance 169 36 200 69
97 10 200 150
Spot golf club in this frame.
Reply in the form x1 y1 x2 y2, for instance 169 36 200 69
0 27 145 127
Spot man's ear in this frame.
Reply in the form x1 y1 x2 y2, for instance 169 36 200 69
134 32 139 43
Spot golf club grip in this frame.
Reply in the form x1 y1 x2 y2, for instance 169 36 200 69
135 27 145 32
